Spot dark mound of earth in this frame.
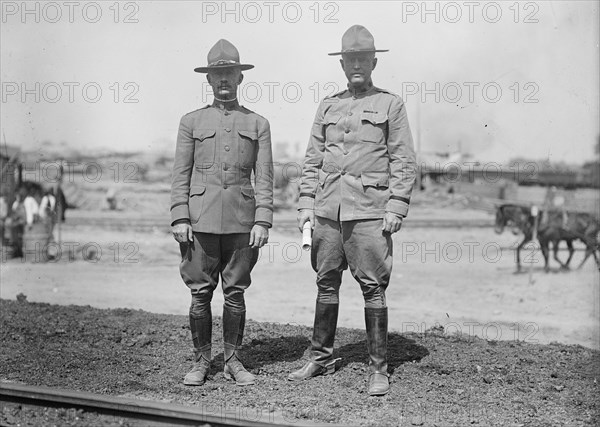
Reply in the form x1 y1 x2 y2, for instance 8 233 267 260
0 298 598 426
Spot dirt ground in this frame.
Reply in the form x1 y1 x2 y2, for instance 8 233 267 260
1 299 598 427
1 207 598 350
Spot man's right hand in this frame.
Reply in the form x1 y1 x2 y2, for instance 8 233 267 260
297 209 315 233
172 222 193 243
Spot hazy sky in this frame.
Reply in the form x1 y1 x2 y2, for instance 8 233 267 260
1 1 598 164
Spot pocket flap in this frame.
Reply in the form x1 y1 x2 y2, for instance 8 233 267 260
360 112 388 125
361 172 389 188
241 186 255 198
189 184 206 196
238 130 258 140
323 114 342 125
193 129 216 141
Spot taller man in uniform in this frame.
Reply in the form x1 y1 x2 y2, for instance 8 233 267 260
288 25 417 396
171 40 273 387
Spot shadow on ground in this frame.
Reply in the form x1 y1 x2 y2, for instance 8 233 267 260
336 333 429 374
212 335 311 372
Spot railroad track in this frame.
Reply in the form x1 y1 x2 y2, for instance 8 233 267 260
0 382 321 427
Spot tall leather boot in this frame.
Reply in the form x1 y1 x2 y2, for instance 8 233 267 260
288 302 339 381
365 307 390 396
183 312 212 386
222 306 255 386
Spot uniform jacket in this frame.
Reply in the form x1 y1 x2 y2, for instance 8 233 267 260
170 103 274 234
298 84 417 220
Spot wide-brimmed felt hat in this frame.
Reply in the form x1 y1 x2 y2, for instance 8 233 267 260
194 39 254 73
328 25 389 56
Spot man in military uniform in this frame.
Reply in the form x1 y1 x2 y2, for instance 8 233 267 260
171 40 273 387
288 25 417 396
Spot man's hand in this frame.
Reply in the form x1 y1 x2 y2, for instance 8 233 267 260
249 224 269 248
382 212 403 234
172 222 193 243
297 209 315 233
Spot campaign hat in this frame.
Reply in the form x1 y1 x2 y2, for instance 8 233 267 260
194 39 254 73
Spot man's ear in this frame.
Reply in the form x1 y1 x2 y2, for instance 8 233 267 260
206 74 212 85
372 57 378 70
339 58 345 70
238 73 244 84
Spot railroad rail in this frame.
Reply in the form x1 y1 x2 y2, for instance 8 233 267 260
0 382 323 427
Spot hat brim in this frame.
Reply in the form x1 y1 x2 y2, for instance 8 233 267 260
194 63 254 73
328 49 389 56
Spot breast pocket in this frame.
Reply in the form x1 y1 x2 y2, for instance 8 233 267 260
360 113 388 143
237 130 258 167
323 114 342 143
188 184 206 224
193 129 216 168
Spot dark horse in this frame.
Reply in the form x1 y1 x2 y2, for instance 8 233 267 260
494 204 599 272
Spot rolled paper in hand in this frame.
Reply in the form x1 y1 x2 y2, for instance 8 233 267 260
302 221 312 250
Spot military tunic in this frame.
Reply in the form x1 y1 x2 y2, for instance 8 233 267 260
298 85 416 220
171 104 273 233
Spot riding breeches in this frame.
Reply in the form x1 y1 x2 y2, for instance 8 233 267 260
179 232 259 315
311 216 392 308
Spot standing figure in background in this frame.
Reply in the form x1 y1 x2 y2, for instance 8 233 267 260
289 25 417 396
22 187 40 230
0 196 8 246
170 40 274 387
9 188 28 257
39 187 58 237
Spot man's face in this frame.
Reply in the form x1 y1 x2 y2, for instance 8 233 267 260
340 52 377 88
207 67 243 100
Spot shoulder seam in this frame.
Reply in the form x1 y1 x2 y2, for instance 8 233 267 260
240 105 268 121
374 87 400 98
327 89 346 99
182 105 210 117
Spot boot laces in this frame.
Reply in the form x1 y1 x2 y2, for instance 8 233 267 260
227 356 248 374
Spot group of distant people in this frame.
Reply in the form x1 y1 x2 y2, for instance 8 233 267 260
0 185 63 257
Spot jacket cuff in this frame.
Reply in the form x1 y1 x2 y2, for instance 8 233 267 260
255 206 273 226
255 221 271 229
170 203 190 226
386 198 410 217
298 195 315 211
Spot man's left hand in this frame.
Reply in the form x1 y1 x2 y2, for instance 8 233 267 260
249 224 269 248
382 212 403 234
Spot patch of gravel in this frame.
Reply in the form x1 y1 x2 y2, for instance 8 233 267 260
0 297 598 426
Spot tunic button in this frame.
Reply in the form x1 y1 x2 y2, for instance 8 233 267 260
345 129 350 134
224 165 229 170
341 170 346 175
225 128 231 132
224 146 230 151
223 184 228 189
348 112 353 116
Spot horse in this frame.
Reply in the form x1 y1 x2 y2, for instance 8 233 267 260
494 204 572 272
495 204 600 272
539 211 600 270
